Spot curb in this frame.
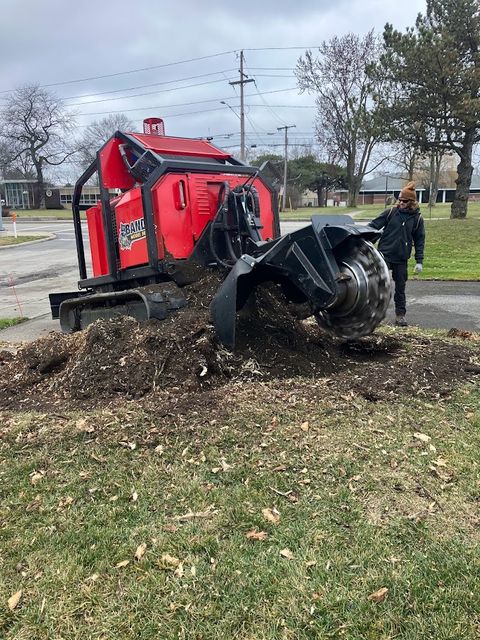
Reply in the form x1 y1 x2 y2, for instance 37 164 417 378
3 217 73 222
0 233 57 250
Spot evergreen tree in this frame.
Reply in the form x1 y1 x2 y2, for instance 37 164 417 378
377 0 480 218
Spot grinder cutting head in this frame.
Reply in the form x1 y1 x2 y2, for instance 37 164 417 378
210 215 392 348
315 238 391 338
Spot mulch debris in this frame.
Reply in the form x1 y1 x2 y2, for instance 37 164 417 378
0 273 479 411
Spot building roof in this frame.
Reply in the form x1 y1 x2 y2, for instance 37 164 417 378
361 175 480 191
361 176 422 192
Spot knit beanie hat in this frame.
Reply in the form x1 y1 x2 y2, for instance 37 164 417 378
399 181 416 201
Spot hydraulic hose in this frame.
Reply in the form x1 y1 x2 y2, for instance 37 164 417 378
209 182 234 268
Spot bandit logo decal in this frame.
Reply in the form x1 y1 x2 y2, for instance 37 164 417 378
118 217 146 250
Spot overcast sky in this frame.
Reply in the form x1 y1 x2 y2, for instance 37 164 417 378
0 0 426 178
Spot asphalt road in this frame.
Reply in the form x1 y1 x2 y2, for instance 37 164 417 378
1 219 479 343
0 219 89 317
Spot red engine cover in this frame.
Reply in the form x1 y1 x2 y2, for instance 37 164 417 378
104 173 275 275
86 204 108 276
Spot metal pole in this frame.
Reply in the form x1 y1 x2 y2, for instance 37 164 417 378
229 50 254 162
277 124 296 211
0 198 4 232
239 52 246 162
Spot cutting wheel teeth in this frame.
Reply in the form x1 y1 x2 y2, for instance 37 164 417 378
315 239 392 339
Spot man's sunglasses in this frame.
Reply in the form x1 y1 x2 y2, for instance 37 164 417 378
398 198 410 203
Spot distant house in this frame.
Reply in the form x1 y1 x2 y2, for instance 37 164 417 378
301 188 348 207
359 175 480 205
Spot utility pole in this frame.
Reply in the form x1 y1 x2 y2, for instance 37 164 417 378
229 51 254 162
277 124 296 211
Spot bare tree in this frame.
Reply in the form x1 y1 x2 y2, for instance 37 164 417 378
77 114 134 171
295 31 385 206
388 142 420 182
0 85 76 208
415 149 448 206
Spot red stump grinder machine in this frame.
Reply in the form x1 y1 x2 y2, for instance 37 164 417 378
50 118 391 348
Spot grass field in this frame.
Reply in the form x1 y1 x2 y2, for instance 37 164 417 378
415 219 480 280
280 202 480 221
9 202 480 222
281 206 480 281
1 330 479 639
0 317 27 329
10 209 73 220
0 235 48 247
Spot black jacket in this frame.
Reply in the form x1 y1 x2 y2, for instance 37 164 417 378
370 207 425 264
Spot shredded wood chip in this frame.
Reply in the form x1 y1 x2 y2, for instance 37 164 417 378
115 560 130 569
413 432 431 443
246 529 268 541
262 507 280 524
159 554 181 570
134 543 147 561
368 587 388 603
7 590 22 611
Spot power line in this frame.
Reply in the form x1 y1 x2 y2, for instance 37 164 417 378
244 56 287 128
76 87 299 117
248 67 295 71
63 69 238 101
0 50 239 94
0 47 316 95
68 77 237 106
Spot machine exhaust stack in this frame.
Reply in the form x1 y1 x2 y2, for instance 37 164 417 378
143 117 165 135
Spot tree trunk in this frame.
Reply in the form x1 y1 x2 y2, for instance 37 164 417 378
347 176 360 207
320 186 327 207
316 187 322 207
451 130 475 219
33 162 45 209
407 153 416 181
429 151 442 208
347 191 357 207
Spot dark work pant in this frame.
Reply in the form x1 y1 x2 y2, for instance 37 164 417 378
386 261 408 316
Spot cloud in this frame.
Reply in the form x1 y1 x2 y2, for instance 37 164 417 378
0 0 426 170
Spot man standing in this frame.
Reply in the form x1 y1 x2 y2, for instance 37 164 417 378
369 181 425 326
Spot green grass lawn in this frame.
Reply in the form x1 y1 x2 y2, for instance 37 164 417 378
414 219 480 280
0 317 27 329
281 208 480 281
1 349 479 639
11 209 73 220
0 235 48 247
280 202 480 221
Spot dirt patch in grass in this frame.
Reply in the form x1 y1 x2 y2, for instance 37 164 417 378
0 273 479 412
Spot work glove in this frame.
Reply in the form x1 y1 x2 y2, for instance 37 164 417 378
414 263 423 274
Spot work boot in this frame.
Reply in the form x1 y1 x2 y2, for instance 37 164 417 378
395 315 408 327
